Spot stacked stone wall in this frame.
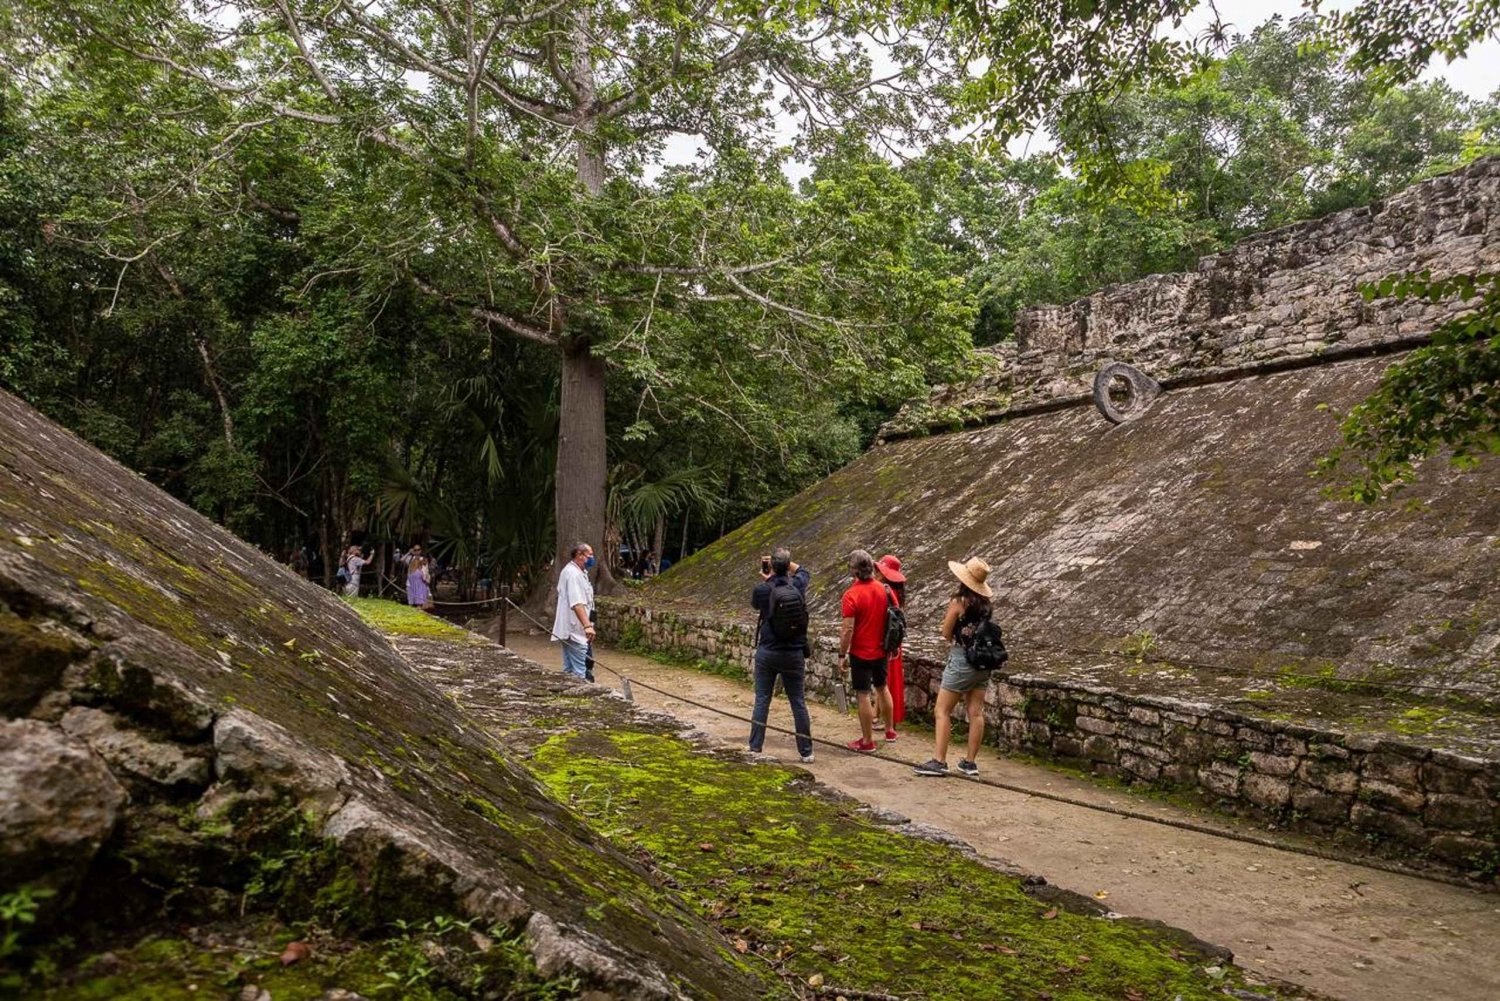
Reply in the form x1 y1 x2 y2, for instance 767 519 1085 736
887 157 1500 436
599 598 1500 881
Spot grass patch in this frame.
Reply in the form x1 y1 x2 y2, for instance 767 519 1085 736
344 598 482 644
528 729 1292 1001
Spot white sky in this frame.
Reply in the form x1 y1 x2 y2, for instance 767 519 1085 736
655 0 1499 181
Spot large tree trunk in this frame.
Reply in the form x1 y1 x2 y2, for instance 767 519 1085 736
555 344 616 594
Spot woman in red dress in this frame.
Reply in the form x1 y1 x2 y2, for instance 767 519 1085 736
875 554 906 735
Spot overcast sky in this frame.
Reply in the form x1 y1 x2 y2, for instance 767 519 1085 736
1191 0 1497 98
656 0 1498 179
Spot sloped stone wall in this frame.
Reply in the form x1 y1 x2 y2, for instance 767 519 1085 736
886 157 1499 437
633 356 1500 694
0 388 765 998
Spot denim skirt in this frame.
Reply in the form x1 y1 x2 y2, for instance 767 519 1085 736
940 645 989 693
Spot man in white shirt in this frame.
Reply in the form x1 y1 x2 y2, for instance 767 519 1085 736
551 541 596 679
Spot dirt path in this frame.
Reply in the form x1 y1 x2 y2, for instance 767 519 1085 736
505 632 1496 1001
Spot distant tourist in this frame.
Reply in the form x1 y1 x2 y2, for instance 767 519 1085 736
406 545 432 610
633 549 654 580
838 549 892 753
875 554 907 736
749 547 814 763
340 545 369 598
289 547 309 578
551 542 596 680
915 557 1004 778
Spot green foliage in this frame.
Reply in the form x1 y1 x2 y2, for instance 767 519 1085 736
1317 272 1499 501
912 18 1497 344
1323 0 1500 87
0 885 54 961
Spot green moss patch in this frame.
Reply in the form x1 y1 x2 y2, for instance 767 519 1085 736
344 598 483 644
528 730 1293 1001
29 916 579 1001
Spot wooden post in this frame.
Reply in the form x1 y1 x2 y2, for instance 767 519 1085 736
498 585 509 647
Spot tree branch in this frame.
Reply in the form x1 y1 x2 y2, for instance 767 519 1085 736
408 273 558 346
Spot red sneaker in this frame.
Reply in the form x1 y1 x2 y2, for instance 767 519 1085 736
884 729 899 742
845 738 878 753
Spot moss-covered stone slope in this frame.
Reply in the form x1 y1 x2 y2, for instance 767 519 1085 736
0 388 764 999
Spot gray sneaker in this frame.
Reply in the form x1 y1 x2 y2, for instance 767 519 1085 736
913 759 949 777
957 759 979 777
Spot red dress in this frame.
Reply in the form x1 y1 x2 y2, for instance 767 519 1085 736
888 592 905 724
888 648 905 723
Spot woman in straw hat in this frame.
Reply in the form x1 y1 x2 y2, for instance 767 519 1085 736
914 557 995 778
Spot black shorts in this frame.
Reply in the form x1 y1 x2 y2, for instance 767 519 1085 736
848 654 888 693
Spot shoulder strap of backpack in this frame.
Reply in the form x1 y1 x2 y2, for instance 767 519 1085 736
884 584 897 608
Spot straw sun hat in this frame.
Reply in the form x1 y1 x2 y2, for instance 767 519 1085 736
947 556 993 597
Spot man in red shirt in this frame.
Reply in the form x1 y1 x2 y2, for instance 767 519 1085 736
839 549 892 752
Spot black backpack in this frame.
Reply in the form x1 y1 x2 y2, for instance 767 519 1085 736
883 585 907 655
765 579 809 645
963 615 1008 671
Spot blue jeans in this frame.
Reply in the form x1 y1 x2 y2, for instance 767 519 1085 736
749 650 813 758
561 639 591 678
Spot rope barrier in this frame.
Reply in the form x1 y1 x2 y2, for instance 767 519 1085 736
492 596 1490 892
378 573 504 609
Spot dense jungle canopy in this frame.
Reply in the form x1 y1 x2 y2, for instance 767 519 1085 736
0 1 1496 591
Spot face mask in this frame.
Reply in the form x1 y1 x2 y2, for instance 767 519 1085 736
584 555 596 569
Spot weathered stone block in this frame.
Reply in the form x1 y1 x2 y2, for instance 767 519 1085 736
1424 794 1493 831
1249 751 1298 778
60 707 211 791
1117 739 1172 764
1027 721 1052 744
1199 719 1235 737
1350 803 1427 847
1291 785 1351 824
1076 715 1116 736
1083 735 1118 764
1364 753 1424 789
1127 707 1161 726
1199 761 1241 798
1052 734 1084 759
1427 834 1496 867
1272 734 1308 757
0 718 127 919
1300 757 1358 795
1120 752 1161 782
1308 742 1350 761
1359 779 1425 814
1421 760 1492 799
1159 762 1195 786
0 612 81 717
1243 772 1292 810
1234 727 1272 750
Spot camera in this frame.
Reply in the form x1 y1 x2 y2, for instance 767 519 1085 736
760 556 771 575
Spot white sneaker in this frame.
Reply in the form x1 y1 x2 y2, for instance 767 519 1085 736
800 754 815 763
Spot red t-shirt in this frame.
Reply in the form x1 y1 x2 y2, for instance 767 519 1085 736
841 578 889 660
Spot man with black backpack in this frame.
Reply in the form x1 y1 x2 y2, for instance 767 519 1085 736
749 547 815 763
